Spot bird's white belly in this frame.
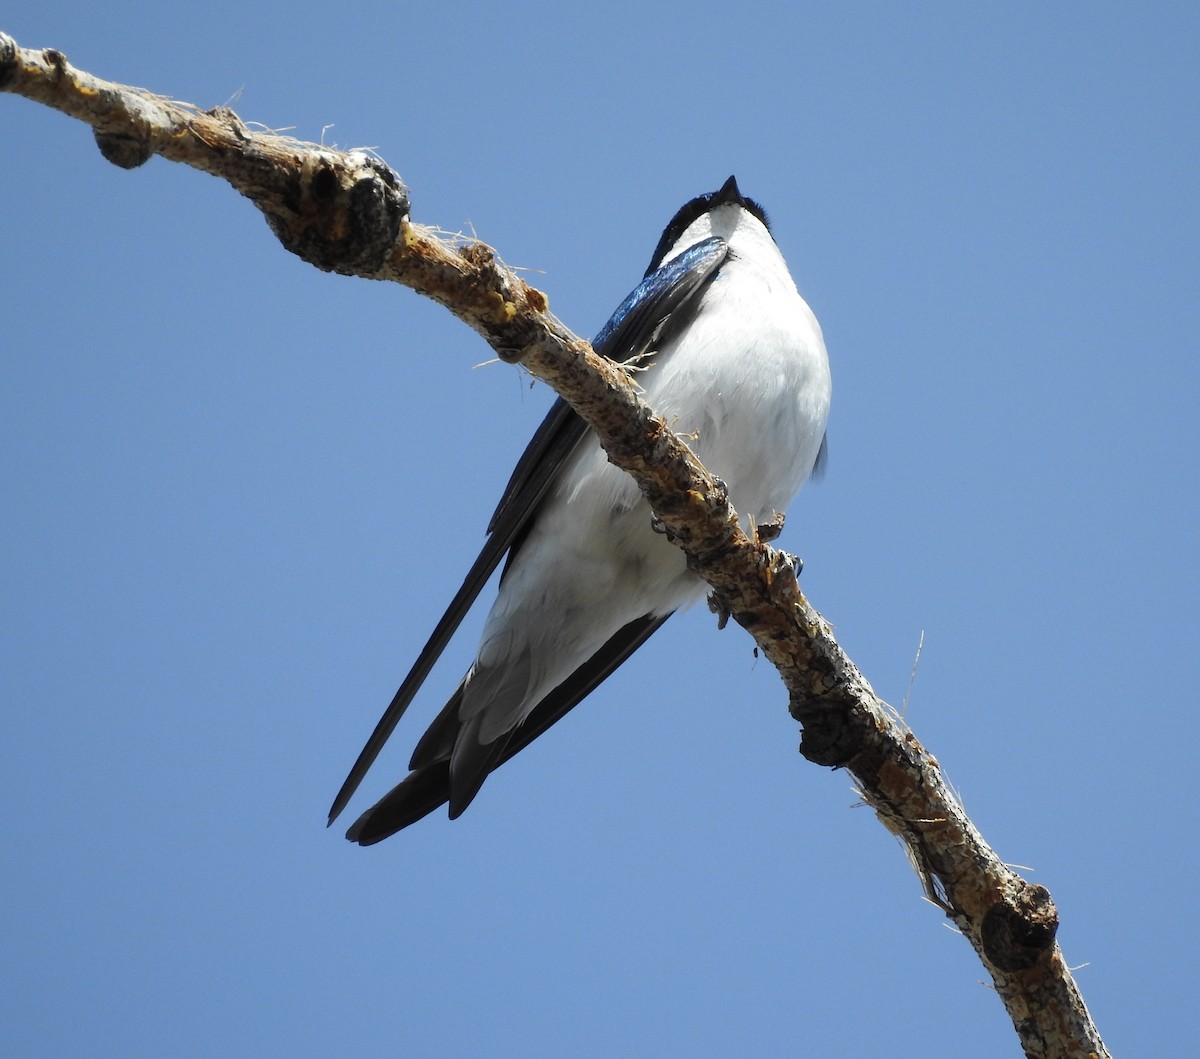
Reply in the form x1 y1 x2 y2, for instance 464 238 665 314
466 277 829 741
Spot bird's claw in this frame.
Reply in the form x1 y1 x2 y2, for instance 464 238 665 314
755 511 786 543
707 591 732 631
781 550 804 577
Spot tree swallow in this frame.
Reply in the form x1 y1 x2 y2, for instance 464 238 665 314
329 176 832 844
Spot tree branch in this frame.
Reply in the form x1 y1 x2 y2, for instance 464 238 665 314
0 31 1108 1058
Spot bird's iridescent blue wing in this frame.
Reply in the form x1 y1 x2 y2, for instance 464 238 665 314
487 236 729 538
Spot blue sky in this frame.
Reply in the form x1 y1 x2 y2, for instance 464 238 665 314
2 4 1196 1056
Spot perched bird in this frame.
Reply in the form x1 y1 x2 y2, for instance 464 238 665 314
329 176 831 844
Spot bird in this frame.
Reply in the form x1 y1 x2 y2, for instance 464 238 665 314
328 175 832 844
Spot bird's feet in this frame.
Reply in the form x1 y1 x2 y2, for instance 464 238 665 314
755 511 785 543
778 550 804 577
707 590 732 631
754 512 802 572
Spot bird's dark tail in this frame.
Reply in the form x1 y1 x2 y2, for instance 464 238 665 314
343 612 672 845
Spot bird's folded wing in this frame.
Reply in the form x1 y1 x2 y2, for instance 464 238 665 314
327 237 729 826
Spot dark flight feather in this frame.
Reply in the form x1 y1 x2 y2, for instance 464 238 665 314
327 238 729 830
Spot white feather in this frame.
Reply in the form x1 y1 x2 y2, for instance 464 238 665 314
462 202 831 743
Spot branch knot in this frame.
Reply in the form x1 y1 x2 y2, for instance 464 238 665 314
260 152 407 274
981 884 1059 972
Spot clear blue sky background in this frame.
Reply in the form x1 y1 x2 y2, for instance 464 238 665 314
3 5 1196 1056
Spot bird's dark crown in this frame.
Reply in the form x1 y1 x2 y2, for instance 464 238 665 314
645 175 770 276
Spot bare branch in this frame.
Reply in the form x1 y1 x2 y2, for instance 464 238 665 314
0 31 1109 1058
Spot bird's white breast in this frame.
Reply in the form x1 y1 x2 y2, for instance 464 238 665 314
467 206 831 740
